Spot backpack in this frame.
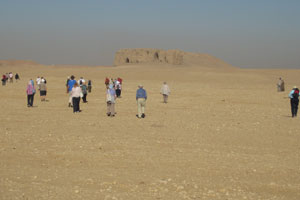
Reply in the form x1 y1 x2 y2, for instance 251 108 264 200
293 89 299 99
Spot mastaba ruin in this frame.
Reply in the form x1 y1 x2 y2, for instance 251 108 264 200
114 48 234 68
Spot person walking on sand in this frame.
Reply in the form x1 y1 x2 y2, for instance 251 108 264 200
136 85 147 118
39 79 47 101
106 84 117 117
160 81 170 103
289 86 299 117
71 82 82 113
66 77 70 92
15 73 20 82
115 80 122 98
9 72 13 83
26 80 35 107
277 77 285 92
2 74 6 86
88 80 92 93
67 75 76 107
81 82 88 103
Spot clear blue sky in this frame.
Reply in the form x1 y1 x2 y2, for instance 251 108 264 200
0 0 299 67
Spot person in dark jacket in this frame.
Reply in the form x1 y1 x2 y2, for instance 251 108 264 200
15 73 20 82
88 80 92 93
289 86 299 117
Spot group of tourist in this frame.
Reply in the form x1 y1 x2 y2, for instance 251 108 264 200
105 77 123 117
105 77 123 98
24 75 171 117
66 75 92 113
105 79 170 119
20 73 300 118
25 76 48 107
2 72 20 85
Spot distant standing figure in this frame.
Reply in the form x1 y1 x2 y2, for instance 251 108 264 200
67 75 76 107
160 82 170 103
9 72 13 83
106 84 116 117
39 80 47 101
2 75 6 86
71 82 82 113
277 77 285 92
289 86 299 117
88 80 92 93
115 80 122 97
15 73 20 82
136 85 147 118
81 82 88 103
26 81 35 107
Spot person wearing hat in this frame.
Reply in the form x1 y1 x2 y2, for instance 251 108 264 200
289 86 299 117
136 85 147 118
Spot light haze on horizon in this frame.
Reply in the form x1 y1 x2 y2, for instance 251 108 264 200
0 0 299 68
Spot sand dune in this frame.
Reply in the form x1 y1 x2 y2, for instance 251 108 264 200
0 62 299 199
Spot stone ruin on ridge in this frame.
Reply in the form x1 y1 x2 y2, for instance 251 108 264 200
113 48 234 68
114 49 184 66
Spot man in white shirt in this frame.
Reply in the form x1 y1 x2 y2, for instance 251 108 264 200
160 82 170 103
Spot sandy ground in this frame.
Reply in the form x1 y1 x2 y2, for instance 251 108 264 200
0 64 300 200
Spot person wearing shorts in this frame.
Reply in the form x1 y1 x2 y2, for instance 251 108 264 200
39 80 47 101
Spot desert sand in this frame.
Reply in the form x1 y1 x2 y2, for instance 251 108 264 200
0 58 300 199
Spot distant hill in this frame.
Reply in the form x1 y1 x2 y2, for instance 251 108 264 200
114 48 235 68
0 60 39 66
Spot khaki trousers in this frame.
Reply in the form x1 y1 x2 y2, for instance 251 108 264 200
163 94 168 103
69 92 73 105
107 102 115 115
137 98 146 117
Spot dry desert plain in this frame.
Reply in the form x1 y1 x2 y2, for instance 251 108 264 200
0 62 300 200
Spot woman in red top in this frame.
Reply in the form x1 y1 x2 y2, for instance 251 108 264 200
2 75 6 86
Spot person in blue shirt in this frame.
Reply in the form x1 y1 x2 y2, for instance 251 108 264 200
136 85 147 118
67 75 76 107
289 86 299 117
